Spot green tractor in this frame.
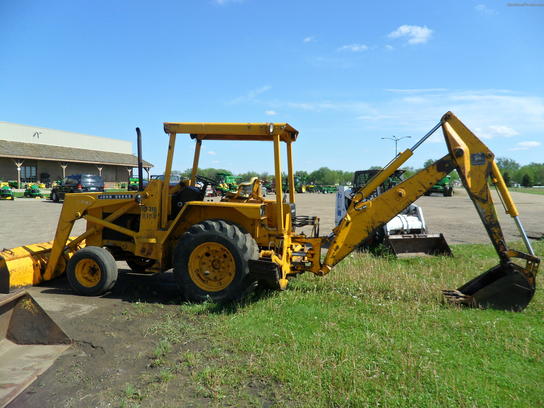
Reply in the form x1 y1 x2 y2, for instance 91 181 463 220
315 184 337 194
23 184 44 199
424 175 454 197
128 177 140 191
0 185 15 200
215 172 239 195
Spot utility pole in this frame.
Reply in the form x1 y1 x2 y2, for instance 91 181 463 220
381 135 412 156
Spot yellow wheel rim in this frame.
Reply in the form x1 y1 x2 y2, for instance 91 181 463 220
75 259 102 288
188 242 236 292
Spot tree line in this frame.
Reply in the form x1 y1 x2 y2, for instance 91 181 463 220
495 158 544 187
172 157 543 187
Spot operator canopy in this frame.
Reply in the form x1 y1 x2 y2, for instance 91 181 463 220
163 122 298 142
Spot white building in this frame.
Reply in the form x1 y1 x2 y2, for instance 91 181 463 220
0 122 152 186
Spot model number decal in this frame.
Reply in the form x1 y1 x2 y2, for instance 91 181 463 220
142 206 158 219
98 194 133 200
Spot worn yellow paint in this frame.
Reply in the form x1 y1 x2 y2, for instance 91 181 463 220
163 122 298 142
0 238 83 291
188 242 236 292
74 259 101 288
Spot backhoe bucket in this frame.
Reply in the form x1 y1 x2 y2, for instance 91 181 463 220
0 239 82 293
0 290 71 406
443 262 535 311
384 234 452 257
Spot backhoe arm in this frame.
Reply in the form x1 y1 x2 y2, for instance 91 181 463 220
321 112 539 310
323 154 455 270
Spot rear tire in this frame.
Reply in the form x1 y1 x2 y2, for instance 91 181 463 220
51 191 59 202
173 220 259 303
67 246 118 296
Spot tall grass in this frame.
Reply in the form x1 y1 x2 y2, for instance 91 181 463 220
147 242 544 407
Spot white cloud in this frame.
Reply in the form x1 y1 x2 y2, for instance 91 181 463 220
229 85 272 104
338 43 369 52
402 96 427 104
476 125 519 140
388 25 433 44
488 125 519 137
386 88 447 94
475 4 498 15
518 141 541 147
262 90 544 148
510 141 541 151
385 45 394 51
265 110 277 116
214 0 243 5
207 151 217 155
303 36 315 43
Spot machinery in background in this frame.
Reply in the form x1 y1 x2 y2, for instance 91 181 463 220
335 170 451 256
128 177 140 191
425 174 454 196
0 184 15 200
23 184 44 199
215 172 239 195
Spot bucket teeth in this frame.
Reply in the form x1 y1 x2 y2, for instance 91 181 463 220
442 289 475 307
443 262 536 311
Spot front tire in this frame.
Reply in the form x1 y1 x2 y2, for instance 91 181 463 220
51 191 59 202
67 246 118 296
173 220 259 303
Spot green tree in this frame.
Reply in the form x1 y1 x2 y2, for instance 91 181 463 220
496 157 520 174
237 171 259 182
422 159 434 169
503 171 512 187
521 173 533 187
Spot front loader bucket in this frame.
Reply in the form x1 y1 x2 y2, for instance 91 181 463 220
0 238 82 293
0 290 71 406
443 262 535 311
384 234 452 257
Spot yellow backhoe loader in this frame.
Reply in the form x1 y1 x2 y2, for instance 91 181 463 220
0 112 540 312
1 112 540 402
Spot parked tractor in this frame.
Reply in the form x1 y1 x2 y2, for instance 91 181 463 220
425 175 454 196
23 184 44 199
0 185 15 200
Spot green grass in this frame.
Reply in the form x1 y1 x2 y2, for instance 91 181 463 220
509 187 544 195
136 241 544 407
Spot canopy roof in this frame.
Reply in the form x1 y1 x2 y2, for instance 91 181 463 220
163 123 298 142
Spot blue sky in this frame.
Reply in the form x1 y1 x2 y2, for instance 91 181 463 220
1 0 543 174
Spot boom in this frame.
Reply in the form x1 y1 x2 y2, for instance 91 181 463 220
317 112 539 310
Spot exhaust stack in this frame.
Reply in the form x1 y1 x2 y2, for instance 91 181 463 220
136 127 144 191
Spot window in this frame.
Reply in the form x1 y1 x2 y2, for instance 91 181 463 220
21 165 37 183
